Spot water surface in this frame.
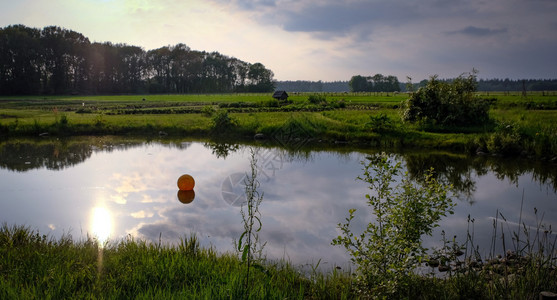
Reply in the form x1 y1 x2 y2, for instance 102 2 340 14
1 137 556 270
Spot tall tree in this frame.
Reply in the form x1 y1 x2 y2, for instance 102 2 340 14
247 62 274 92
0 25 277 95
349 75 369 92
0 25 43 94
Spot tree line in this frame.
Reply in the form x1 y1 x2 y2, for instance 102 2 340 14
274 80 350 92
406 78 557 93
0 25 275 95
476 78 557 92
349 74 401 93
275 77 557 93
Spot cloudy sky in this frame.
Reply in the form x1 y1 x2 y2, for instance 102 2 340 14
1 0 556 81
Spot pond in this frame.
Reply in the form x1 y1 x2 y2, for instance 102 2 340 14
1 137 556 270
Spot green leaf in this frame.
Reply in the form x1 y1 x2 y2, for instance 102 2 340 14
241 246 249 261
237 231 246 251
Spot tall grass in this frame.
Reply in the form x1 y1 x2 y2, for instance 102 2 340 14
1 201 556 298
421 207 557 300
0 223 353 299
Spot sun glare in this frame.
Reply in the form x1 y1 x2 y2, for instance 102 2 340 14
91 207 113 246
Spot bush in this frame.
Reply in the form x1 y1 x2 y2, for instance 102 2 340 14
364 113 394 133
332 153 454 297
486 121 522 155
307 94 326 104
201 105 216 117
401 70 492 127
211 109 237 133
328 99 346 109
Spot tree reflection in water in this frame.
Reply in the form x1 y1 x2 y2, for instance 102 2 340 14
403 151 557 203
1 138 555 196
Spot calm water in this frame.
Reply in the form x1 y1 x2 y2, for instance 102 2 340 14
1 137 556 270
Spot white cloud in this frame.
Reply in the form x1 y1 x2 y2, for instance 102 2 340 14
131 210 154 218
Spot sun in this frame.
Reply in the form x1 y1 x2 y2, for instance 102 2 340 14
91 207 113 246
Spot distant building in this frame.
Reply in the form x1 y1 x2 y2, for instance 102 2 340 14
272 90 289 101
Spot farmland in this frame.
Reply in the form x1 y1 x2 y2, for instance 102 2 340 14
1 91 556 158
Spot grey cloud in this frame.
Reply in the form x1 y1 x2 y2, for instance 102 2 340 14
447 26 508 37
215 0 488 34
272 2 419 36
208 0 423 38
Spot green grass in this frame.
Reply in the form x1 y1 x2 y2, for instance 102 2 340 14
1 92 557 158
0 224 353 299
2 218 555 299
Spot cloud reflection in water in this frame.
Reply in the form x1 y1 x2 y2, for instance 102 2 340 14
1 140 556 270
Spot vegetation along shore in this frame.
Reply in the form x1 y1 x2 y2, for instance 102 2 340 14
1 84 556 161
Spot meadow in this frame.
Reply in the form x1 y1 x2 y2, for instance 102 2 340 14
1 91 556 159
2 92 557 298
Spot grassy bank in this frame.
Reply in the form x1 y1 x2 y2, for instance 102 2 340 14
0 224 353 299
1 222 555 299
1 92 556 159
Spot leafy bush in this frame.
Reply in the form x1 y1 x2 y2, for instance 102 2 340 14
211 109 237 133
328 99 346 109
364 113 394 133
307 94 327 104
486 121 523 155
401 70 492 127
201 105 216 117
332 153 454 297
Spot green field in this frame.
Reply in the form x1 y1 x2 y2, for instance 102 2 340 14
2 92 557 298
1 92 556 158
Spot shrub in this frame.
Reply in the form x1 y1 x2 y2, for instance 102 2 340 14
332 153 454 297
307 94 326 104
364 113 394 133
401 70 492 127
211 109 237 133
328 99 346 109
486 121 522 155
201 105 216 117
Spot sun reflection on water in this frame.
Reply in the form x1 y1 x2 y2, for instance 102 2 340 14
91 206 112 247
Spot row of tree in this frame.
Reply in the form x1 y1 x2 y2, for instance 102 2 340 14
349 74 401 92
476 78 557 92
274 80 350 92
275 78 557 93
0 25 275 95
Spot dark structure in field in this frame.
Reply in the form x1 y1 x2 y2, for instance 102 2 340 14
272 90 289 101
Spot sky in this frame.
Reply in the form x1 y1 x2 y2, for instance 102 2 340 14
1 0 556 81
